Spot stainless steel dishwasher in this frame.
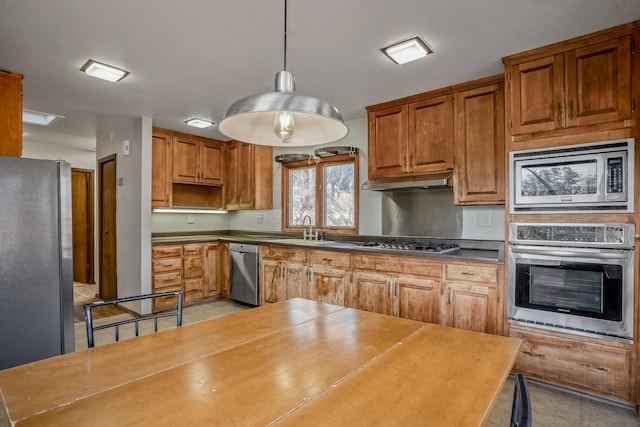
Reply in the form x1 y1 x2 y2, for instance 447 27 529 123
229 243 259 306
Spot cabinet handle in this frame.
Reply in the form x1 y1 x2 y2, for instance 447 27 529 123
461 271 475 276
556 102 562 122
582 363 609 372
523 350 545 359
447 288 451 304
568 100 574 119
322 257 332 262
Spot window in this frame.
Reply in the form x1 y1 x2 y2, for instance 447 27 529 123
282 153 358 234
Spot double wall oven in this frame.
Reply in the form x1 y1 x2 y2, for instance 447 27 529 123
507 139 636 344
507 222 634 343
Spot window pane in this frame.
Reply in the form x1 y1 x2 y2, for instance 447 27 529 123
289 167 316 226
323 163 354 227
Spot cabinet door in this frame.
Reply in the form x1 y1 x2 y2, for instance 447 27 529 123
200 140 225 185
172 136 200 183
236 143 255 207
509 54 565 135
565 35 632 128
454 81 505 204
203 243 221 297
309 265 349 306
0 72 22 157
284 261 308 300
367 104 407 178
261 259 285 304
351 271 393 315
226 142 255 209
226 141 240 208
151 132 173 207
396 276 440 323
444 282 497 334
408 94 453 174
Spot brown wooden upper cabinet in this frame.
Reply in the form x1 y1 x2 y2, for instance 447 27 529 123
453 76 505 204
366 75 505 205
151 131 173 208
367 88 453 179
0 71 23 157
504 23 635 147
172 135 225 186
225 141 273 210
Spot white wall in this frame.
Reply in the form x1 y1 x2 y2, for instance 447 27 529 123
96 117 153 313
22 140 96 169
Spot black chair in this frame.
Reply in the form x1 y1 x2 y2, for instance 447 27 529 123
83 291 183 348
510 373 532 427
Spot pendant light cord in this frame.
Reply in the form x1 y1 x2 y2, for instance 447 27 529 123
283 0 287 71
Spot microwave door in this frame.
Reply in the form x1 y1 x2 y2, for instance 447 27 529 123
514 154 603 206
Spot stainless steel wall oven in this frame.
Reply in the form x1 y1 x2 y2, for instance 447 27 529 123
507 223 634 343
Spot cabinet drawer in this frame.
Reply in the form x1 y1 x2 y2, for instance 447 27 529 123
510 325 632 402
261 245 307 262
153 271 182 290
152 245 183 258
308 250 351 268
183 243 203 256
352 254 442 278
153 257 182 273
183 278 204 302
152 286 182 312
446 263 497 284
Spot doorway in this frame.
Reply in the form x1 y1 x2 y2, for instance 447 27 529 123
98 154 117 299
71 168 95 284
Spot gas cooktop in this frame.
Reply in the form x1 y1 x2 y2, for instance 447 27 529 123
361 240 460 254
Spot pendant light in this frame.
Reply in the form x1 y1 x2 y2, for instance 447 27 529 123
218 0 348 147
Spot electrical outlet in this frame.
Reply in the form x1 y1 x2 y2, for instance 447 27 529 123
477 212 492 227
187 215 195 224
257 214 264 224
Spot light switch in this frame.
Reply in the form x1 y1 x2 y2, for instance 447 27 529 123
187 215 195 224
257 214 264 224
122 140 130 156
477 212 492 227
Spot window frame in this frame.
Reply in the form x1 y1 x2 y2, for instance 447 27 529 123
281 153 359 235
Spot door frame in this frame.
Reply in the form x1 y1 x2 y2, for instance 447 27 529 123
71 168 95 284
98 154 117 299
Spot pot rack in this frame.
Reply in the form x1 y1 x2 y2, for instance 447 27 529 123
275 146 359 163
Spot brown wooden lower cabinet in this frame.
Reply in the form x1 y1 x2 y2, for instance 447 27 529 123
260 247 503 337
152 241 227 311
509 324 633 403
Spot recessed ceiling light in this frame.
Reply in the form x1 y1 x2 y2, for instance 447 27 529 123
381 36 433 65
80 59 129 82
185 118 214 128
22 109 65 126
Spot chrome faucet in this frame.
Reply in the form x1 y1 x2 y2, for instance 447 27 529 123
302 214 314 240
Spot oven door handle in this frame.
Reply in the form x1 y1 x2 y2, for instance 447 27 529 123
510 246 630 260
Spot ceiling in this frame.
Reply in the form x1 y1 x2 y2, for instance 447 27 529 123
1 0 639 152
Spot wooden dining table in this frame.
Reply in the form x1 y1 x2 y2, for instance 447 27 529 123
0 298 521 426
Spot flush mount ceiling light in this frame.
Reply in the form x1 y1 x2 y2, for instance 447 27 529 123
218 0 348 147
22 109 65 126
80 59 129 82
381 36 433 65
185 118 214 128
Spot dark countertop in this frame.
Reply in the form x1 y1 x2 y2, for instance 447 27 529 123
151 231 504 263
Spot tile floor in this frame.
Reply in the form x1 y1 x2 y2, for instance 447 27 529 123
72 287 639 426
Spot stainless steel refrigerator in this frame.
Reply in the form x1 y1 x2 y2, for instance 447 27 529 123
0 156 75 370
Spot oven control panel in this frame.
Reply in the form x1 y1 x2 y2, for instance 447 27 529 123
509 223 634 248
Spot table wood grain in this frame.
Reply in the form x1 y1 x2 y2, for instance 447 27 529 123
0 298 521 426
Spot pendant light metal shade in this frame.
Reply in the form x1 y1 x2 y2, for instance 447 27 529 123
218 1 348 147
218 81 348 146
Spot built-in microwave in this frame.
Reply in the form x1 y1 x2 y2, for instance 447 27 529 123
509 139 634 213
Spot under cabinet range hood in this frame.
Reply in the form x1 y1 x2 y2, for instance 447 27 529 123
361 172 452 191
